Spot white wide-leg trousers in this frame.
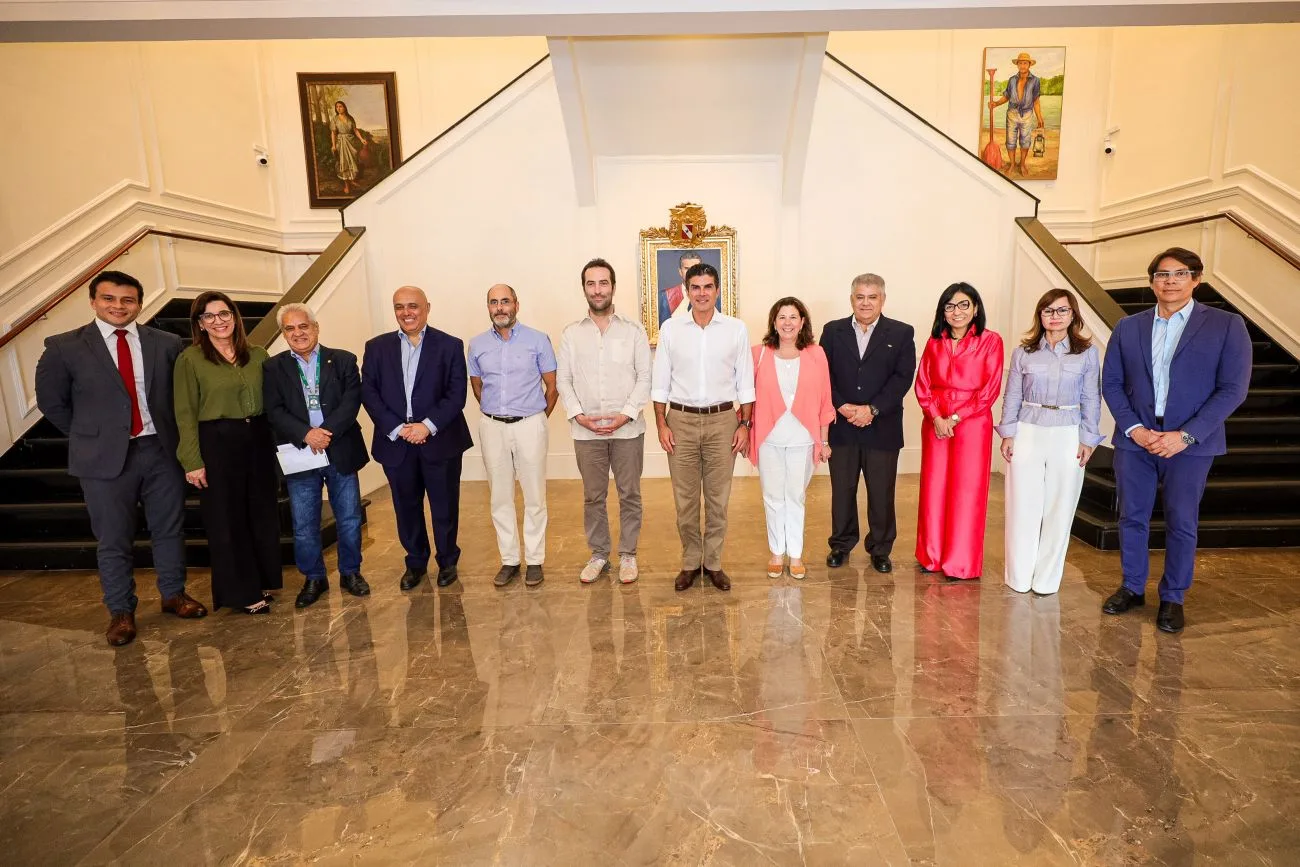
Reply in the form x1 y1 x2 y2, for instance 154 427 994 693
1003 422 1086 595
759 441 815 558
480 413 548 566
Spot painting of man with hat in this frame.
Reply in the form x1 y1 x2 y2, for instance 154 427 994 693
982 47 1066 180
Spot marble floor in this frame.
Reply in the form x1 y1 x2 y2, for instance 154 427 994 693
3 475 1300 866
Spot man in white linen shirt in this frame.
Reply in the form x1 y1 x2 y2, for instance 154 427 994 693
557 258 652 586
651 261 755 592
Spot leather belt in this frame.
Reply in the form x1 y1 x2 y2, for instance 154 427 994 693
668 401 734 415
484 413 525 424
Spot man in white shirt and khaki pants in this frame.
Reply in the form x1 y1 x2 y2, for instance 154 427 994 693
556 257 653 585
652 261 755 592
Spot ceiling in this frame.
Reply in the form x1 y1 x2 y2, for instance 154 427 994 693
3 0 1298 41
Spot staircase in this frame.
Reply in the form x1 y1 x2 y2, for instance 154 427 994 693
1072 282 1300 549
0 298 362 570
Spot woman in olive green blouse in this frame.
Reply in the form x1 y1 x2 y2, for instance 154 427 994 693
174 291 282 614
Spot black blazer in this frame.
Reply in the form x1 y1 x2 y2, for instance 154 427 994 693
361 326 473 467
35 321 183 479
263 345 369 476
818 315 917 451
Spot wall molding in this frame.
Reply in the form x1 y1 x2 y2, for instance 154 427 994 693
0 179 149 272
1099 175 1214 214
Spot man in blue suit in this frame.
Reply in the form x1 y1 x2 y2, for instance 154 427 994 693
362 286 473 590
1100 247 1252 633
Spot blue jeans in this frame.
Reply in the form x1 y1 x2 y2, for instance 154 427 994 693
285 464 363 581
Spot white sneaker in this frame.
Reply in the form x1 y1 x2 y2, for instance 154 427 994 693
618 555 639 584
580 557 609 584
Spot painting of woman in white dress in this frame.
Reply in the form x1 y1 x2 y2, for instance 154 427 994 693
298 73 403 208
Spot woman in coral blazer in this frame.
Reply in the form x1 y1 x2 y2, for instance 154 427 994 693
915 282 1004 580
749 297 835 579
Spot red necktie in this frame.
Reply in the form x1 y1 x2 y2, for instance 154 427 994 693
115 329 144 437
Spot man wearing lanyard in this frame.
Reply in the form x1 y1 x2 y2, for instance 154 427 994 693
1101 247 1251 633
263 303 369 608
651 262 755 592
362 286 473 591
469 284 559 588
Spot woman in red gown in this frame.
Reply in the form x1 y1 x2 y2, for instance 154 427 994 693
915 283 1004 580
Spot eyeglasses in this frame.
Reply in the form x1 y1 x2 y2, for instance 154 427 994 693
1040 306 1073 318
1152 269 1195 283
943 300 972 312
198 310 234 323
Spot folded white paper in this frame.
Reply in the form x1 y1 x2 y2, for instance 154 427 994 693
276 443 330 475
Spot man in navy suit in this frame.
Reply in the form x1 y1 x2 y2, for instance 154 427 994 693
1101 247 1252 633
819 273 917 573
362 286 473 590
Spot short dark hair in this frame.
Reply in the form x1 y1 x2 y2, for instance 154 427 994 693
683 262 719 288
1146 246 1204 281
930 282 988 339
762 296 815 350
580 257 616 287
89 270 143 302
679 251 703 268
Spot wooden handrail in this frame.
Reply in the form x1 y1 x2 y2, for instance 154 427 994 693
1016 216 1128 331
1061 211 1300 273
0 229 323 351
248 227 366 348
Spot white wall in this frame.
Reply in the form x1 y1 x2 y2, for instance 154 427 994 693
345 57 1037 479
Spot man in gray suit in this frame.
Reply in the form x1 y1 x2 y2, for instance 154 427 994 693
35 270 206 647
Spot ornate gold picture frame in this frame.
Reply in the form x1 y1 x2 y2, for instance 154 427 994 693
639 203 738 346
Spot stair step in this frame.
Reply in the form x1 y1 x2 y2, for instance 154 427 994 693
0 497 296 540
1079 470 1300 515
1240 386 1300 411
0 436 68 469
0 467 84 502
1072 504 1300 550
1251 363 1300 386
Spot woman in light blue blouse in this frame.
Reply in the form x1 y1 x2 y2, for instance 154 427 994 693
996 288 1103 594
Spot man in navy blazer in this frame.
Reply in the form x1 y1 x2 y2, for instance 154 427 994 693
264 303 370 608
362 286 473 590
819 274 917 573
1101 247 1252 633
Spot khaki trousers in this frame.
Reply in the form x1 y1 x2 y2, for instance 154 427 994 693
574 435 645 559
479 413 548 566
666 409 737 571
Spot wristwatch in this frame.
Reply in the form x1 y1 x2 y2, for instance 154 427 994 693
949 413 960 423
868 404 879 416
738 419 752 429
1180 431 1196 445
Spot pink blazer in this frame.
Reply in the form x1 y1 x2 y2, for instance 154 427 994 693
748 343 835 466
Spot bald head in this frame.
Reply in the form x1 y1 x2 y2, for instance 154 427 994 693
392 285 430 335
487 283 519 332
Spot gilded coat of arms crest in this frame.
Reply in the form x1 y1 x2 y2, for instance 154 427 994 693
638 203 738 346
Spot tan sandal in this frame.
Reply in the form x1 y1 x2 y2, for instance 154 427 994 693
767 556 785 579
789 559 807 580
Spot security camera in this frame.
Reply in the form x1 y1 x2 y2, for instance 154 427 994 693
253 146 270 167
1103 136 1115 156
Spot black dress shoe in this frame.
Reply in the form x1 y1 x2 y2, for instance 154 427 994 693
295 579 328 609
826 550 848 568
494 564 521 587
400 568 427 591
703 567 731 591
1156 601 1185 633
340 573 371 597
871 554 893 573
525 565 544 587
1102 586 1145 615
674 568 701 592
436 566 459 587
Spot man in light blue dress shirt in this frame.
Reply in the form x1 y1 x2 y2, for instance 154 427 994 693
468 284 558 588
1101 247 1252 634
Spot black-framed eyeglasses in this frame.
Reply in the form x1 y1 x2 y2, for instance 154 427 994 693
1040 306 1073 318
1152 269 1195 283
198 310 234 323
943 300 972 312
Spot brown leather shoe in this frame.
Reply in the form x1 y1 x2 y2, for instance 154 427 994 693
674 568 701 592
703 567 731 591
161 592 208 619
106 612 137 646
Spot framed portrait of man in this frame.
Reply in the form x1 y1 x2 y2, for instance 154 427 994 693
639 203 737 346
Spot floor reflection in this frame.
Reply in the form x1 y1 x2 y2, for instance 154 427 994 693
2 476 1299 864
